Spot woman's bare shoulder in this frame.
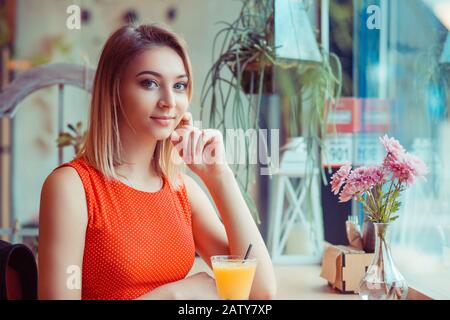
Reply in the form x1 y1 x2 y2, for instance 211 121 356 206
43 166 84 193
40 166 88 222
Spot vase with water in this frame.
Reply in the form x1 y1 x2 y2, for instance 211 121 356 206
358 222 408 300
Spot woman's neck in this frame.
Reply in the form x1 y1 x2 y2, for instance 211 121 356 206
115 124 160 184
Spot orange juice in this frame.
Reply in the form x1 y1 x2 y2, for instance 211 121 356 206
211 256 257 300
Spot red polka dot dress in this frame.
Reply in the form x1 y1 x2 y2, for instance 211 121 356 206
55 157 196 300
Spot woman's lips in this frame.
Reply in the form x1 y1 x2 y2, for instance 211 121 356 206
150 116 175 126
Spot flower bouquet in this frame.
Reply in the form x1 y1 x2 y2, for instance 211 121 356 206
330 135 427 300
331 135 427 223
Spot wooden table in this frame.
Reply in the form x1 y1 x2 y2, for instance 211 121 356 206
189 257 359 300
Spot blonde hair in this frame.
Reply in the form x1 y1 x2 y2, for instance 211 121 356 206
78 23 193 189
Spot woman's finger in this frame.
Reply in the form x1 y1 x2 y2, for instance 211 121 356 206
170 125 193 144
201 129 223 164
170 126 191 158
170 130 181 143
194 129 218 164
194 130 205 162
178 111 193 128
188 129 203 165
171 112 194 143
173 126 196 164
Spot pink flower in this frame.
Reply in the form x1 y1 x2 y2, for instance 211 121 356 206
407 153 428 177
386 152 428 185
380 135 428 185
330 164 352 195
339 181 362 202
331 135 427 206
338 165 386 202
357 165 387 187
380 135 406 159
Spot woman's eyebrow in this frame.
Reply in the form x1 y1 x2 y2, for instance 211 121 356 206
135 70 188 80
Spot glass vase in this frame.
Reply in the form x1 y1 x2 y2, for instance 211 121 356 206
358 222 408 300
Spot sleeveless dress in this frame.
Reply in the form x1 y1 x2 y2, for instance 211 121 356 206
55 157 196 300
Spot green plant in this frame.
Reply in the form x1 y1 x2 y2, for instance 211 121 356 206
277 51 342 170
31 35 74 66
200 0 342 222
56 122 86 155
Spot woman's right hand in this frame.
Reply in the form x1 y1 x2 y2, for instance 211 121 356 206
137 272 220 300
170 272 220 300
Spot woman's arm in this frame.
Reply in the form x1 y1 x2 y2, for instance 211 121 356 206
38 167 88 300
183 174 229 266
171 113 277 300
186 169 277 300
136 272 219 300
207 169 277 300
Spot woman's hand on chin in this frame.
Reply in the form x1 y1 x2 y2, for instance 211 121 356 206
170 112 231 182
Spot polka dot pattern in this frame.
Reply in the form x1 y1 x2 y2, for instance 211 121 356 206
56 157 196 300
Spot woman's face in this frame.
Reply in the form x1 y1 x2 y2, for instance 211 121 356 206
119 46 190 140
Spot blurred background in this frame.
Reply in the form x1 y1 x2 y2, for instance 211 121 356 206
0 0 449 298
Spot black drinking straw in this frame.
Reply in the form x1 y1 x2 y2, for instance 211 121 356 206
243 244 253 262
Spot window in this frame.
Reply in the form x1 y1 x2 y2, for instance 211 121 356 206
354 0 450 298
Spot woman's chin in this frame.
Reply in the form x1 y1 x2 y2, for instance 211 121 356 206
144 125 175 141
152 130 173 141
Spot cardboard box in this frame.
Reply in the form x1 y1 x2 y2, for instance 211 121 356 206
320 245 374 294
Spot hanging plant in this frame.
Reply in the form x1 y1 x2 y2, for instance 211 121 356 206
200 0 342 222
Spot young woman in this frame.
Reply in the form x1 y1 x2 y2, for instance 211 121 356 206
38 24 276 300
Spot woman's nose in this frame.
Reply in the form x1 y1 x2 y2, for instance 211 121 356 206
158 89 176 109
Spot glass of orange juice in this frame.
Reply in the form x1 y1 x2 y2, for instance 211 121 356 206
211 255 257 300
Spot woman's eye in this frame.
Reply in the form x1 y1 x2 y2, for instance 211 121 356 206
141 79 158 89
174 82 187 91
